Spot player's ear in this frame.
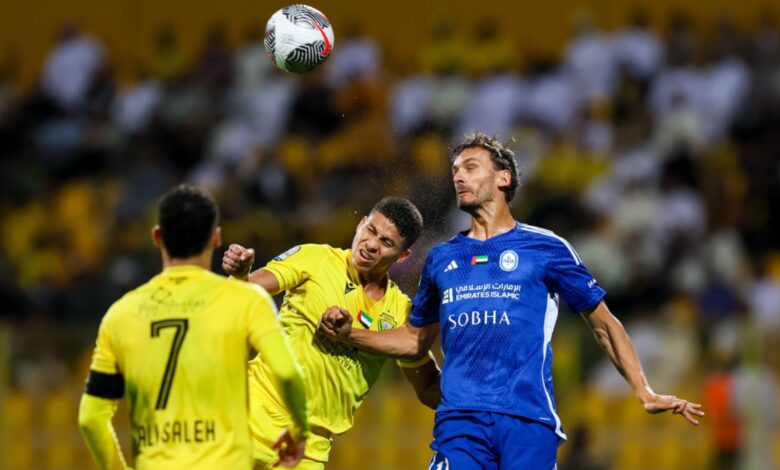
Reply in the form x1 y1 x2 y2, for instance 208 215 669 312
212 226 222 248
152 225 163 248
496 169 511 189
395 249 412 265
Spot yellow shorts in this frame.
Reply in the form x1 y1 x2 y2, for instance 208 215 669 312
249 382 332 468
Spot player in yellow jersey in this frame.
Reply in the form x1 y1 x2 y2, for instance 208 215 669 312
222 197 441 470
78 184 310 470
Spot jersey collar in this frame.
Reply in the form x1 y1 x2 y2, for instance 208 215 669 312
344 249 389 293
455 221 521 244
344 249 362 286
159 265 209 277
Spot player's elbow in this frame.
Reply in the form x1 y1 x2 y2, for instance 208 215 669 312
394 344 422 360
402 327 431 358
78 394 113 435
78 406 102 435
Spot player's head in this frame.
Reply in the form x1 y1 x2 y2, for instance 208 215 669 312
350 197 423 275
153 184 221 261
450 133 520 212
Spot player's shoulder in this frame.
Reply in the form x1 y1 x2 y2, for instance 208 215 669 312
386 279 412 304
417 239 460 273
517 223 582 263
427 238 459 258
101 282 148 323
306 243 345 258
385 279 413 318
271 243 340 262
516 223 561 242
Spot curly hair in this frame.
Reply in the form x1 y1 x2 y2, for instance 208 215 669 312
451 133 521 202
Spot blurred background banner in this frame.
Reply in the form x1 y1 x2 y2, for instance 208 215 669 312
1 0 779 469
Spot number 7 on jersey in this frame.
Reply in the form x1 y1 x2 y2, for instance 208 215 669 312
150 319 189 410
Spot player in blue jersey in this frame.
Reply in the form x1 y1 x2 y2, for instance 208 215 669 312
319 133 705 469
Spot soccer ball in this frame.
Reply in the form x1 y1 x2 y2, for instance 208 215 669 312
264 4 335 73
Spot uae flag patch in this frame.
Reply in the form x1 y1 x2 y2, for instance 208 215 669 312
358 311 373 329
471 255 489 265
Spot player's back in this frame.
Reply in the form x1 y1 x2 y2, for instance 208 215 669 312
103 265 274 469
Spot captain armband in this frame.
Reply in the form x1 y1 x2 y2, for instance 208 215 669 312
396 350 435 369
85 370 125 400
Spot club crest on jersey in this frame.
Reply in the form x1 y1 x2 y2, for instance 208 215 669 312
273 245 301 261
344 281 356 294
378 313 396 331
499 250 519 272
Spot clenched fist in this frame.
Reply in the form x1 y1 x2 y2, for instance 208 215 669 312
222 244 255 279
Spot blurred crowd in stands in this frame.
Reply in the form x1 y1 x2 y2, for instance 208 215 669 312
1 7 779 469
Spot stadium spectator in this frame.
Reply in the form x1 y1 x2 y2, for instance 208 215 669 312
39 22 107 112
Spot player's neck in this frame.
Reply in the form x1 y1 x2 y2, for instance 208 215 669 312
359 271 388 301
161 251 213 271
466 202 515 241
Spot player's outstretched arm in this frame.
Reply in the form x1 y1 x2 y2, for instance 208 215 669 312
318 306 439 360
581 301 705 425
223 244 283 294
78 394 129 470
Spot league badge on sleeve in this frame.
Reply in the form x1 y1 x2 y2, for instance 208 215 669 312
273 245 301 261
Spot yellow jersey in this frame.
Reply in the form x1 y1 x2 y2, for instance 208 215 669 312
249 244 411 439
89 265 291 470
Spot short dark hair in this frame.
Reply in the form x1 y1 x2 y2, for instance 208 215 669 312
370 197 423 250
158 184 219 258
451 133 521 202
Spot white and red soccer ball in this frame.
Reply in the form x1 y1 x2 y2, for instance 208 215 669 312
264 4 335 73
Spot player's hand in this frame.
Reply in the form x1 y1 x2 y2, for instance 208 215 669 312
271 429 306 467
317 306 353 343
222 244 255 279
641 393 705 425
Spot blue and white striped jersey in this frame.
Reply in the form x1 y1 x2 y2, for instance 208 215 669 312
409 222 606 439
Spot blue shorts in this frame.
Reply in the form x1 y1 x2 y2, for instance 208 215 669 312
428 410 559 470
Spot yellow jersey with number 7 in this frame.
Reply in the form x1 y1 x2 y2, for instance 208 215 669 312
88 265 289 469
